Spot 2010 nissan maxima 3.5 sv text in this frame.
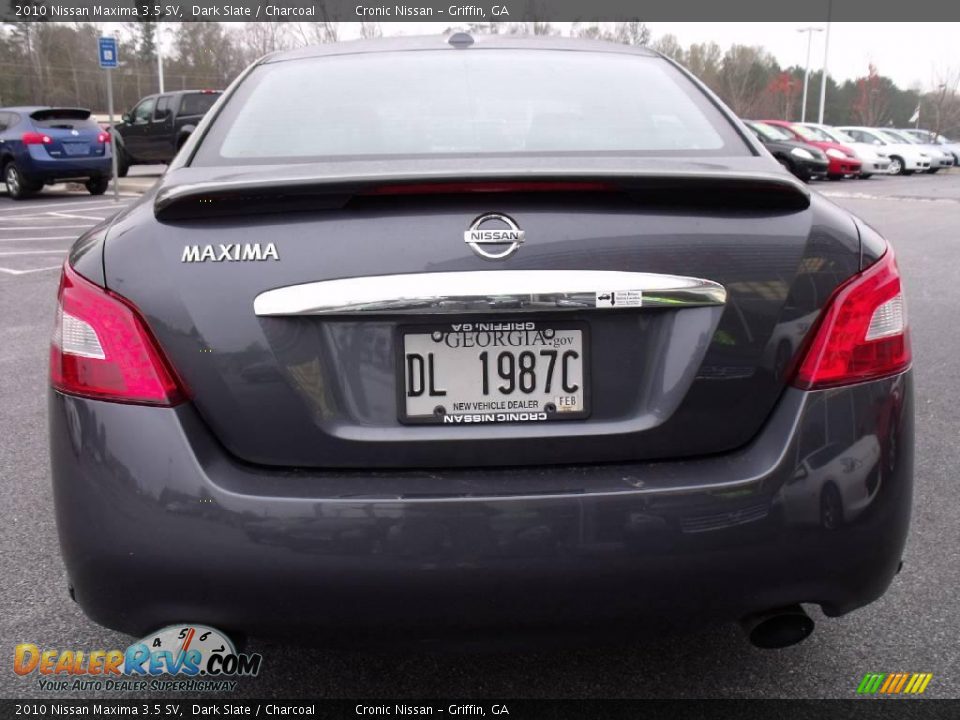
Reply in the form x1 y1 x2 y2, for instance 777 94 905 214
49 35 913 649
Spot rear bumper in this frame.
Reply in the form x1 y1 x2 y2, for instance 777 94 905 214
23 149 111 183
49 372 914 641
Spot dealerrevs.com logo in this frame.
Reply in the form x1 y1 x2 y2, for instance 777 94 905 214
14 625 262 692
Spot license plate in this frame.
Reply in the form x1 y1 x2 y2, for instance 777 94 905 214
399 321 589 425
62 142 90 156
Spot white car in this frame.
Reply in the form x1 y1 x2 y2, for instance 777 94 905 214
837 126 930 175
883 128 954 172
796 123 891 177
897 129 960 167
783 435 882 529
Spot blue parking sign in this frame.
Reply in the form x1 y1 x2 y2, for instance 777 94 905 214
98 37 118 69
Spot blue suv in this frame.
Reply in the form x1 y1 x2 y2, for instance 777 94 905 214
0 107 113 199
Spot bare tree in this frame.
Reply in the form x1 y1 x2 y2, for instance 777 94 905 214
650 34 684 62
238 22 294 62
570 22 650 46
851 64 890 127
926 67 960 135
610 21 651 47
686 41 723 90
570 22 604 40
505 22 559 35
718 45 777 117
360 22 383 39
292 20 340 46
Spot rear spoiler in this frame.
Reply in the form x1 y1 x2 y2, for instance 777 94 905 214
29 108 92 121
154 170 811 221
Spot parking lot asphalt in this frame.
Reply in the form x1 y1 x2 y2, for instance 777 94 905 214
1 170 958 700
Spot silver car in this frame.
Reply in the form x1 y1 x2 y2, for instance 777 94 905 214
897 129 960 167
837 127 931 175
797 123 891 177
883 128 954 172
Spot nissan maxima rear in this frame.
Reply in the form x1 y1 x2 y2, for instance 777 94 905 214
49 35 913 649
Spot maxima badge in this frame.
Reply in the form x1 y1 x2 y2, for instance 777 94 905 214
464 213 525 260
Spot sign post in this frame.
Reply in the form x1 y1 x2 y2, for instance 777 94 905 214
98 37 120 203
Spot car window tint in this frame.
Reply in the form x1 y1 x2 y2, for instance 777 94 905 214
750 122 790 141
809 443 842 469
180 93 219 116
877 130 906 144
790 124 827 142
154 95 172 121
32 117 101 132
828 129 857 144
31 111 94 130
133 98 156 124
0 113 9 132
199 50 747 165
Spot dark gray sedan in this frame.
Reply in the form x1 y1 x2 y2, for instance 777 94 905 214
49 34 913 650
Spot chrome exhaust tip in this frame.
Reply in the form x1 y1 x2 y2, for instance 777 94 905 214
740 605 814 649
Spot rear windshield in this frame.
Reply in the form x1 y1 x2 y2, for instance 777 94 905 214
876 130 908 144
194 50 747 165
30 109 97 130
791 124 830 142
823 127 856 144
180 93 220 117
750 122 791 141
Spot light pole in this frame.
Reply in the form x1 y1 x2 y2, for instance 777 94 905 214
155 22 165 93
797 26 823 122
817 0 833 124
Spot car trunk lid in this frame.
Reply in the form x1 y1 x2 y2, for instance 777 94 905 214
103 160 860 469
29 109 106 159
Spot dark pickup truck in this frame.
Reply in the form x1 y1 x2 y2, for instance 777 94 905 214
114 89 222 176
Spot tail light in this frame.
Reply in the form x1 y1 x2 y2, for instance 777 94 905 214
22 132 52 145
50 262 186 406
97 132 111 144
792 246 910 389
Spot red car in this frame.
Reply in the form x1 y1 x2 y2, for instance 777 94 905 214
758 120 862 179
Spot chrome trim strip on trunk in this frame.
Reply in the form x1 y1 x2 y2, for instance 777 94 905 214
253 270 726 316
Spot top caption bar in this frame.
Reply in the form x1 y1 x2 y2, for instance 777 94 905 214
4 0 960 22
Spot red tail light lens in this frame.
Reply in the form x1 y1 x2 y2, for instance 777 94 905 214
22 132 52 145
97 132 111 144
50 263 185 406
792 247 910 389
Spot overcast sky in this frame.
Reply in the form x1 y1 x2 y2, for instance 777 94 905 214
336 22 959 90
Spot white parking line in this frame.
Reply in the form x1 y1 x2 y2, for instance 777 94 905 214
0 249 68 256
0 265 61 275
48 212 107 221
0 209 121 221
0 215 99 222
0 240 80 246
0 200 131 217
0 225 94 231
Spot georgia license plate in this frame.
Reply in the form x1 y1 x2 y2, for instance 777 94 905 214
399 321 589 425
